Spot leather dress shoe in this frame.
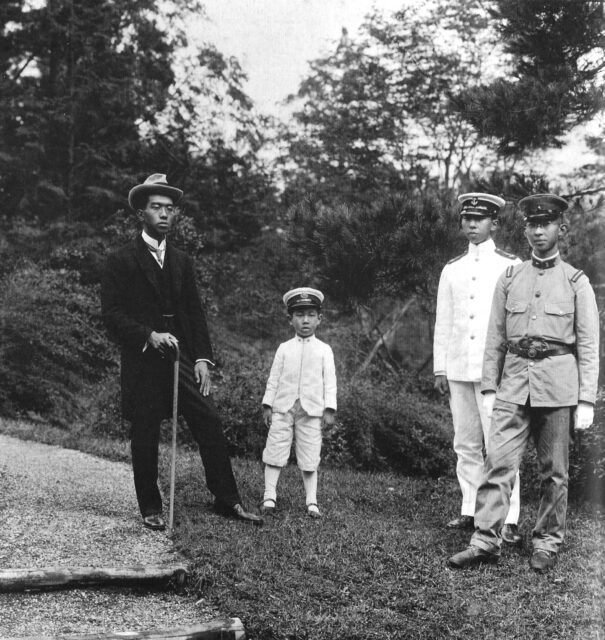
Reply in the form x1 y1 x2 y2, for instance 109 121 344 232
446 515 474 530
142 513 166 531
448 546 499 569
501 523 522 545
307 503 322 519
529 550 557 573
214 502 263 525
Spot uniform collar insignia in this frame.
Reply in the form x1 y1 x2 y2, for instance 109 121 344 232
531 252 559 269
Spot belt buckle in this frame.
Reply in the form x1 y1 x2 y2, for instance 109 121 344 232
527 338 547 359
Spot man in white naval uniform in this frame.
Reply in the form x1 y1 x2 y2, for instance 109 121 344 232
434 192 522 542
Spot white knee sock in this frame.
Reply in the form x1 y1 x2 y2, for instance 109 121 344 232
263 464 281 503
301 469 318 506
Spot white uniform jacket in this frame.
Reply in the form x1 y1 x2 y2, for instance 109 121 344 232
433 238 520 382
262 335 337 417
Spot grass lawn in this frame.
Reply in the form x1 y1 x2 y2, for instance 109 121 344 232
171 453 604 640
2 419 603 639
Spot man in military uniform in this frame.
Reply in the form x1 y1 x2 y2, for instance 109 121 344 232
449 193 599 572
434 193 522 542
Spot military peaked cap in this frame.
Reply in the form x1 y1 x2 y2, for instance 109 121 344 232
283 287 324 311
518 193 568 221
457 192 505 217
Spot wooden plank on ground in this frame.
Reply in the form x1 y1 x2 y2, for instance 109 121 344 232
0 563 188 592
13 618 245 640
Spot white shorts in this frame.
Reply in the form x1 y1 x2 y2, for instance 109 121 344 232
262 400 322 471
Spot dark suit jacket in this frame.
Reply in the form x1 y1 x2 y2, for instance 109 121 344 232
101 235 214 419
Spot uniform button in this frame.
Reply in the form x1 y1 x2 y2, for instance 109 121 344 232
475 258 479 262
470 335 475 340
532 315 537 320
470 295 474 299
529 361 534 367
472 276 476 281
535 291 541 297
539 271 544 276
470 314 475 319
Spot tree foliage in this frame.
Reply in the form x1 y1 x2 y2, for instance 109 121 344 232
0 0 277 245
288 192 462 307
283 0 502 204
0 0 179 220
454 0 605 155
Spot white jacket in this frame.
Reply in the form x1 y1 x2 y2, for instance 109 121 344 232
262 335 337 416
433 238 520 382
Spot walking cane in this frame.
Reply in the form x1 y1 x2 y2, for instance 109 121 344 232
168 343 180 533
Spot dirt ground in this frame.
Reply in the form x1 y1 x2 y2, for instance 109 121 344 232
0 434 220 638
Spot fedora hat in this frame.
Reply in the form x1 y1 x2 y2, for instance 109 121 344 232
128 174 183 210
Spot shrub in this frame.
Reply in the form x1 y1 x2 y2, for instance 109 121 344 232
569 399 605 507
0 262 117 426
334 378 454 477
199 325 455 479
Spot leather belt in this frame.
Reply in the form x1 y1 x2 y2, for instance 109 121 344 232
506 339 574 360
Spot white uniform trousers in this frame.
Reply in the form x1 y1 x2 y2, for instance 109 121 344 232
449 380 520 524
262 400 322 471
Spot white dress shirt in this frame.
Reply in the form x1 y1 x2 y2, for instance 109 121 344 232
262 335 337 416
433 238 521 382
142 230 166 267
139 231 211 365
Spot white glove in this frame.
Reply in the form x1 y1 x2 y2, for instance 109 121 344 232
482 392 496 419
574 402 594 431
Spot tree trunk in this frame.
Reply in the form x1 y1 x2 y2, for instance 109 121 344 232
355 296 415 375
0 563 188 592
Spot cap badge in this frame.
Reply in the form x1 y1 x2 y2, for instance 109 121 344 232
471 198 478 206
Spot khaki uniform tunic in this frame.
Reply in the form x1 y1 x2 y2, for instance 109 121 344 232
481 256 599 407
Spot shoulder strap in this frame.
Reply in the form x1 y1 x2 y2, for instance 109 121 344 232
505 265 515 277
570 269 584 283
495 247 518 261
447 249 468 265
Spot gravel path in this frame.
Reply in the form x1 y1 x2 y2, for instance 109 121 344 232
0 434 219 638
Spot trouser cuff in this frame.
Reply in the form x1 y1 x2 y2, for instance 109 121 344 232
470 538 501 556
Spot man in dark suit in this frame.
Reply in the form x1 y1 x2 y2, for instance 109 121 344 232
101 174 262 530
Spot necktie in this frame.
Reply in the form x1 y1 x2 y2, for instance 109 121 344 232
145 242 164 267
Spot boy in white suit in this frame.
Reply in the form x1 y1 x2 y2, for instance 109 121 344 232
260 287 337 518
434 193 522 543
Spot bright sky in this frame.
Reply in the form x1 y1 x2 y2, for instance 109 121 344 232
192 0 600 176
197 0 404 115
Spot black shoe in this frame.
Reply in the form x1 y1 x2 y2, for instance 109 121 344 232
142 513 166 531
214 502 263 525
260 499 276 516
446 515 474 530
529 550 557 573
448 546 499 569
307 503 322 519
501 523 522 545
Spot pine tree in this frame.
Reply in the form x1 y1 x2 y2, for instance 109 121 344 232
454 0 605 155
